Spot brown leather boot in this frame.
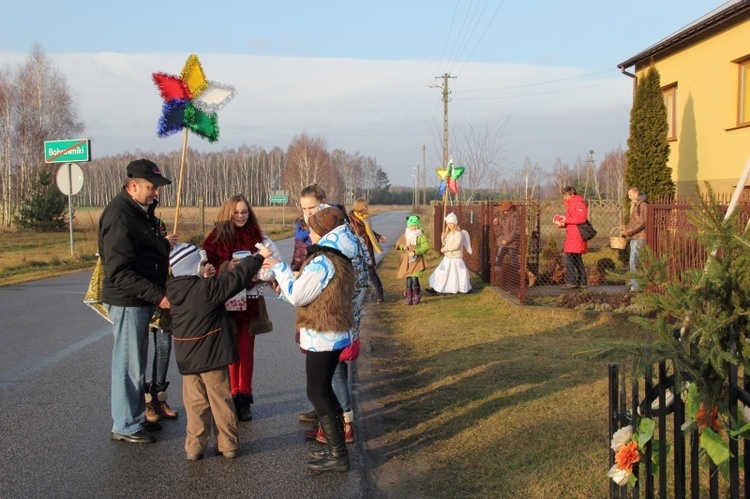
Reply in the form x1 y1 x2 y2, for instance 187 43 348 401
145 390 160 423
154 390 178 419
298 409 317 423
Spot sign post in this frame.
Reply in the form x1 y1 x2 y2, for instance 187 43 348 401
269 193 289 227
45 138 90 254
55 163 84 255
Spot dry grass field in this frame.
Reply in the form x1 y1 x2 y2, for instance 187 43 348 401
358 228 647 497
0 204 398 287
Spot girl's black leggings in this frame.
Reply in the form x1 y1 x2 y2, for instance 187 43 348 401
306 349 342 419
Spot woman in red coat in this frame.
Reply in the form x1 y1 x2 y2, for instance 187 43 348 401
555 186 588 289
202 194 274 421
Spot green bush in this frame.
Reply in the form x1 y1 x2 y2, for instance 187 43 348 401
13 169 70 231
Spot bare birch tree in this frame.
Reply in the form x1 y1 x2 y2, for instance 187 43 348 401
597 147 627 201
267 146 286 194
0 65 13 226
551 157 571 195
332 149 365 205
452 118 510 201
510 158 543 200
15 46 83 199
283 132 339 206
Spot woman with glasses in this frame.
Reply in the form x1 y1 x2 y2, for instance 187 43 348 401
202 194 280 422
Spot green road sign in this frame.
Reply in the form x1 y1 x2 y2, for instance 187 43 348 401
44 139 90 163
269 195 288 204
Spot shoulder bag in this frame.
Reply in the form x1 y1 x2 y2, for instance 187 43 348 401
578 220 597 241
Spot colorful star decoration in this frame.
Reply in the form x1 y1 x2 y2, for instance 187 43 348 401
437 159 466 196
152 54 236 142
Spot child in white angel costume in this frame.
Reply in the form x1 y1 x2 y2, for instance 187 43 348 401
427 212 472 294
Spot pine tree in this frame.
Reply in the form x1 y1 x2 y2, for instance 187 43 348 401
13 169 70 231
630 186 750 434
599 188 750 466
625 66 675 200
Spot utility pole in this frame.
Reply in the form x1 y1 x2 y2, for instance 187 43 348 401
440 73 452 171
429 73 455 171
422 144 427 206
414 168 418 209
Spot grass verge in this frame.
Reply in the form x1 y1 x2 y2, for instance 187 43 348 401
358 237 646 498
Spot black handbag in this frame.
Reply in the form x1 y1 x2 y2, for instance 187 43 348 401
578 220 597 241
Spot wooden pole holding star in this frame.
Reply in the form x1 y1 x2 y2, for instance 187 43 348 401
173 129 190 234
152 54 236 234
436 158 466 232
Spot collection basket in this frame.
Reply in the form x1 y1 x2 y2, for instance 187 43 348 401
609 227 628 250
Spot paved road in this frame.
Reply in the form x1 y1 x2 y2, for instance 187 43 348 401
0 210 410 499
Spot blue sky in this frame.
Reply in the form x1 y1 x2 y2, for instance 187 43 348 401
1 1 725 187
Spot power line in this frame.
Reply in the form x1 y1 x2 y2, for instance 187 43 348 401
456 78 624 101
462 69 616 93
455 0 505 76
437 2 461 75
446 0 482 71
438 0 504 76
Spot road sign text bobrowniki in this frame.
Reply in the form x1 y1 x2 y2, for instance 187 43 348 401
44 139 90 163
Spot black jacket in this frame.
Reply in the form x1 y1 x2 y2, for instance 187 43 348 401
166 255 264 375
98 189 171 307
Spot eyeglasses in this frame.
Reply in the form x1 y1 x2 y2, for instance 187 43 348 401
233 210 249 216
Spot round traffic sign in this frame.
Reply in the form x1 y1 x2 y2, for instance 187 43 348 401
56 163 84 195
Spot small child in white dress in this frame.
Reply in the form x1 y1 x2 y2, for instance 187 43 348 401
427 212 472 294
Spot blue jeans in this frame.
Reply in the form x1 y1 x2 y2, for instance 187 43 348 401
332 361 351 413
107 304 152 435
629 239 646 291
149 327 172 392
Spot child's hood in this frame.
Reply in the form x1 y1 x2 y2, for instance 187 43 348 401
316 224 359 260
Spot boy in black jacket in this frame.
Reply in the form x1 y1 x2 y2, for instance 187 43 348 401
166 242 271 461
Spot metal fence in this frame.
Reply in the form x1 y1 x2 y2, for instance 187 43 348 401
432 199 627 304
609 359 750 498
648 194 750 284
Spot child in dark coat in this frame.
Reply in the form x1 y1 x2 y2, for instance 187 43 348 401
166 242 272 461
